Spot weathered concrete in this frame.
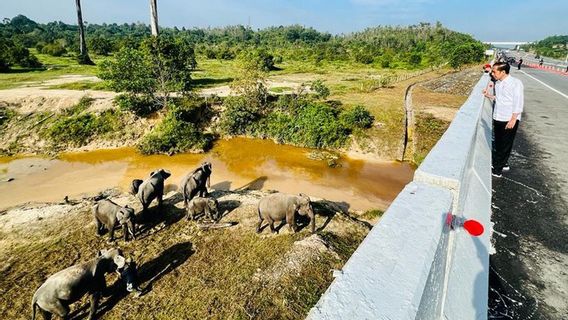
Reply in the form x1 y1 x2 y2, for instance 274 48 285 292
308 75 493 319
307 182 454 319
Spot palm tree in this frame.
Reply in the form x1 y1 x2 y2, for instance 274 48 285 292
150 0 159 36
75 0 93 64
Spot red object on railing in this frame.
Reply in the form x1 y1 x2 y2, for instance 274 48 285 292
445 213 484 237
463 220 484 236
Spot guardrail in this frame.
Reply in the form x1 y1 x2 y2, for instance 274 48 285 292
307 74 493 320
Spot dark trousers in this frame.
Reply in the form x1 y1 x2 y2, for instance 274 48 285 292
493 120 519 171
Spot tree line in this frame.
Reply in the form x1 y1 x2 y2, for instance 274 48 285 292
0 14 484 72
521 35 568 60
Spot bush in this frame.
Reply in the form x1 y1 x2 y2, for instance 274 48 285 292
114 94 159 116
89 36 113 56
339 105 374 129
0 38 42 70
291 103 349 148
138 103 212 154
311 80 330 100
219 96 261 135
0 107 16 126
41 43 67 57
262 101 350 149
45 110 120 147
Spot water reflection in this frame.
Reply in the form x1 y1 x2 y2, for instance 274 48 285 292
0 138 414 211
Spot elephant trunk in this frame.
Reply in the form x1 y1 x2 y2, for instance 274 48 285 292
127 220 136 240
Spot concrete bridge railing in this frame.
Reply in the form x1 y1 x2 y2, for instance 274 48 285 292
307 74 493 320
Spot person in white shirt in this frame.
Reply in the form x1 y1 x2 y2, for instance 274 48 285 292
483 62 524 177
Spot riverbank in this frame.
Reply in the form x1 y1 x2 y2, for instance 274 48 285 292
0 183 376 319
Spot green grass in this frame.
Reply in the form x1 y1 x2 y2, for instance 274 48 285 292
0 49 105 90
413 113 450 165
47 80 110 91
0 191 369 320
269 86 293 93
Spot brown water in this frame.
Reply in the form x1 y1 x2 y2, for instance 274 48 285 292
0 138 414 211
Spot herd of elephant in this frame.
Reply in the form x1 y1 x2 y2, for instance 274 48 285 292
31 162 317 319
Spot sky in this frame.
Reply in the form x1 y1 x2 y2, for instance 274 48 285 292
1 0 566 42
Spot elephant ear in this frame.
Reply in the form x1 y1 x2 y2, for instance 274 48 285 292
208 199 218 210
117 209 129 225
113 255 126 269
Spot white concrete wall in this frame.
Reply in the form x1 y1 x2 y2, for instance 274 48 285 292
307 74 492 320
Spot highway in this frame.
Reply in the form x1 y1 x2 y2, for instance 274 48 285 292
488 58 568 319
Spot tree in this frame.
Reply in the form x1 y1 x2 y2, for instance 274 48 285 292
99 36 196 109
150 0 159 37
75 0 94 65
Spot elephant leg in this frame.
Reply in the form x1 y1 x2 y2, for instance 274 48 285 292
256 217 264 233
108 227 115 243
95 219 103 236
50 300 70 319
123 224 129 242
88 292 101 320
157 194 163 207
286 213 297 233
39 309 52 320
267 217 277 233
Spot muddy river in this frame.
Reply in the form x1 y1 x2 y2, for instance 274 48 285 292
0 138 414 211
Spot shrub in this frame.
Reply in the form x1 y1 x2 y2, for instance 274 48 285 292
219 96 261 135
291 103 349 148
45 111 120 147
339 105 374 129
311 80 330 100
114 94 159 117
138 103 212 154
41 43 67 57
0 107 16 126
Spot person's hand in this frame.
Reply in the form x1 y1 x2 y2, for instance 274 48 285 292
505 119 516 129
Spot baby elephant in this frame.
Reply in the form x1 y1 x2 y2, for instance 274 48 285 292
187 196 220 221
31 248 126 320
257 193 315 234
93 199 136 242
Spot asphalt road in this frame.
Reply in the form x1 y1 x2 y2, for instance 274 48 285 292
488 65 568 319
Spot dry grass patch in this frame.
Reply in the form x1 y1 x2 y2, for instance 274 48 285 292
0 188 371 319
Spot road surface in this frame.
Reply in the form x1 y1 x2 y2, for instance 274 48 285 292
488 63 568 319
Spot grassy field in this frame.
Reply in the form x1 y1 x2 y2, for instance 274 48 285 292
0 189 370 319
1 51 473 161
0 50 104 90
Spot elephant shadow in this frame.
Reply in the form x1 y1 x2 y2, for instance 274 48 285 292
310 200 373 231
211 180 232 191
217 199 241 219
302 200 355 232
89 242 194 319
135 198 186 240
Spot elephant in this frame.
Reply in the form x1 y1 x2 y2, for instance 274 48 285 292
256 193 315 234
93 199 136 242
135 169 171 213
187 196 220 221
31 248 126 320
130 179 143 195
180 162 212 210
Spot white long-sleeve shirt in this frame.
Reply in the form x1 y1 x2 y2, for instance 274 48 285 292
493 75 524 121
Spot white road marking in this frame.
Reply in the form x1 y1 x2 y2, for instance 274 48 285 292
519 70 568 100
